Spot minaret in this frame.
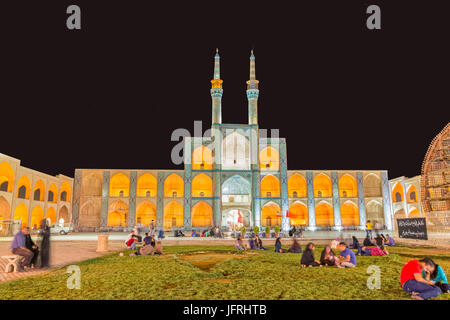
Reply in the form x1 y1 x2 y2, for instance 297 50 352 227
211 48 223 125
246 50 259 125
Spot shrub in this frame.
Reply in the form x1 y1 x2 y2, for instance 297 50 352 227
253 226 259 234
274 225 280 233
264 226 270 234
240 226 246 236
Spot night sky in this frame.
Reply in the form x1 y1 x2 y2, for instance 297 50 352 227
1 1 449 179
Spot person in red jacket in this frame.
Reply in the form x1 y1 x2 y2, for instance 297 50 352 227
400 258 441 300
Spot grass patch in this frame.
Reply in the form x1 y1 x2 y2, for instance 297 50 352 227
0 245 449 300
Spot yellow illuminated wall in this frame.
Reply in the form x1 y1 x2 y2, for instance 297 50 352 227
46 207 56 225
192 146 213 170
136 201 156 225
30 205 44 229
392 183 404 203
314 174 332 197
164 201 183 230
191 201 213 227
406 185 418 203
261 202 281 227
137 173 157 197
408 208 420 217
339 174 357 197
288 174 307 198
164 174 184 198
192 173 213 197
0 161 15 193
261 175 280 197
340 201 359 226
108 200 128 227
289 202 308 226
0 196 10 221
33 180 45 201
315 202 334 226
110 173 130 197
60 181 72 201
14 204 29 227
259 147 279 171
48 184 58 203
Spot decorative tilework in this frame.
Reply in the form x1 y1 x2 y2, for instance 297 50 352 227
307 172 315 229
100 171 110 228
357 172 366 227
128 171 137 228
332 172 341 228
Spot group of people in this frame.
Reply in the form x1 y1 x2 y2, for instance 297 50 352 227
127 232 163 256
10 220 51 271
401 257 449 300
350 235 392 257
235 235 267 250
191 226 224 238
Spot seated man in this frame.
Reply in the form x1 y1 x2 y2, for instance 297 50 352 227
24 227 39 268
336 242 357 268
125 231 140 249
401 258 442 300
385 234 395 246
10 227 34 271
248 237 257 250
143 233 152 246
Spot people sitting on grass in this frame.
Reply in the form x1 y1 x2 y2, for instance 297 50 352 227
385 234 395 246
400 257 442 300
130 243 154 256
235 236 245 250
301 242 321 267
336 242 357 268
255 235 267 250
363 235 374 247
287 238 303 253
360 245 389 256
423 259 449 294
349 236 360 250
143 233 153 246
248 237 257 250
10 226 34 271
154 241 163 255
320 245 337 266
275 237 287 253
375 234 384 247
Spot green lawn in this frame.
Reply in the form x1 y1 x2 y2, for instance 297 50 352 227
1 245 449 300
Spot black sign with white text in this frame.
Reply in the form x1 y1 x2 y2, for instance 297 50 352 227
397 218 428 240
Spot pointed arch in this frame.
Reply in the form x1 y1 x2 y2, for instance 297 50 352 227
315 201 334 226
46 207 56 225
314 173 332 197
0 161 15 193
289 202 308 226
14 203 28 227
366 200 384 226
16 175 31 199
33 180 45 201
108 200 128 227
288 174 307 198
364 174 381 197
59 205 70 224
137 173 157 197
136 201 156 225
0 196 11 221
261 202 281 227
60 181 71 202
222 175 250 195
110 173 130 197
163 201 183 230
82 173 102 196
340 201 359 226
259 146 279 171
164 173 184 198
392 183 404 203
192 173 213 197
222 131 250 170
192 146 213 170
30 205 44 229
339 174 357 197
191 201 213 227
408 207 420 217
261 175 281 197
48 184 58 203
406 185 418 203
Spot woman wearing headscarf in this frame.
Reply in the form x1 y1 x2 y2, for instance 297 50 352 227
275 237 286 253
37 219 51 269
300 242 321 267
320 245 337 266
287 238 302 253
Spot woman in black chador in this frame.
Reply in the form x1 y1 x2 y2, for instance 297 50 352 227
37 219 51 268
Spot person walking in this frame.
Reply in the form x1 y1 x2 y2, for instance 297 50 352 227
366 220 373 239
